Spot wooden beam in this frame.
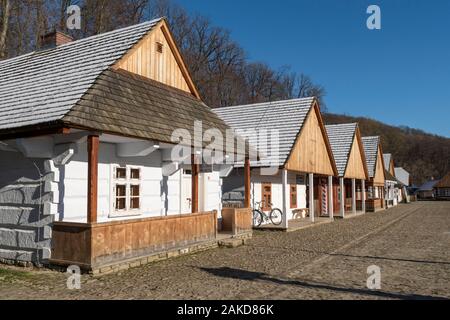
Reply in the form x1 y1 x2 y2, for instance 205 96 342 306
361 179 366 213
0 125 70 141
191 154 199 213
87 135 99 224
340 177 345 218
281 169 289 229
328 176 334 220
244 157 251 208
352 178 356 213
309 173 314 222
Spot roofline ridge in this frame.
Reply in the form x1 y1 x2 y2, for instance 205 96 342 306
216 97 316 110
0 17 163 64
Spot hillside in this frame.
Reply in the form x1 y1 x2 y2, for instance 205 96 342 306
323 113 450 185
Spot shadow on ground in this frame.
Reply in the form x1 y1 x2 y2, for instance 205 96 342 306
198 266 447 300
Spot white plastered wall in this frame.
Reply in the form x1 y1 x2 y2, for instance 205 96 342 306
60 142 222 223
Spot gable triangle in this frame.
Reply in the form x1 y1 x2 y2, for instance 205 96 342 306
285 106 336 175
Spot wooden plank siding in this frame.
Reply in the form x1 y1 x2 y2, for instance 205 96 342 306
344 133 368 180
373 147 386 186
51 211 218 270
285 104 336 176
114 20 199 98
221 208 252 235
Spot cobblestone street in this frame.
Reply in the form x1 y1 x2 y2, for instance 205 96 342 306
1 201 449 300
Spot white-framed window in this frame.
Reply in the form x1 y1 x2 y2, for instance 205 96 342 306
111 165 142 216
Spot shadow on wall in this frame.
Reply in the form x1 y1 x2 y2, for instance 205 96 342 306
0 150 52 263
197 267 447 300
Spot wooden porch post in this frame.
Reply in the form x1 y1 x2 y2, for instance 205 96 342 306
340 177 345 218
328 176 334 220
87 135 99 224
191 154 199 213
244 157 251 208
361 179 366 213
281 169 289 229
309 173 314 222
352 178 356 214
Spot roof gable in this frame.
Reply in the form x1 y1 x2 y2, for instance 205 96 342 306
113 19 200 99
373 146 386 185
0 18 161 132
285 103 337 176
345 128 369 179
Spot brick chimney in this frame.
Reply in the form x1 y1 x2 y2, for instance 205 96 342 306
40 30 73 49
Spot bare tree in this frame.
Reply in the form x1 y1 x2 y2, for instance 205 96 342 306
0 0 11 59
295 73 327 111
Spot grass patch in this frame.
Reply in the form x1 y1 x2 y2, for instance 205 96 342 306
0 267 34 283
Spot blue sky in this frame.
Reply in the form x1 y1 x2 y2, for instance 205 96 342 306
174 0 450 137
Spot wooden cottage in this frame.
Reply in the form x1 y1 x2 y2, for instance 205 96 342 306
325 123 369 217
361 136 386 212
0 18 252 271
434 172 450 200
214 98 338 229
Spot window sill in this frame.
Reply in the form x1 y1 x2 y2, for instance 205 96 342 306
108 211 142 219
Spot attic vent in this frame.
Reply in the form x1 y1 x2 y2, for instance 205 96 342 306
156 42 163 53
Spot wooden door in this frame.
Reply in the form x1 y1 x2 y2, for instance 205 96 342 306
182 169 192 213
261 183 272 211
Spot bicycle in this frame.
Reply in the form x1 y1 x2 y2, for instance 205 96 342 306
252 201 283 227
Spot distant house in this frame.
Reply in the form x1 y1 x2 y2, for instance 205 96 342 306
417 180 440 200
361 137 386 212
434 172 450 200
215 98 338 229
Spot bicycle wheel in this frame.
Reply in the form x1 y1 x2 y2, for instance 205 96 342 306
270 208 283 225
252 210 263 227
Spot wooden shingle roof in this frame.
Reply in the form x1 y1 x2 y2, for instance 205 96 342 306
325 123 358 177
214 98 315 167
63 69 245 153
362 136 381 178
0 18 161 131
